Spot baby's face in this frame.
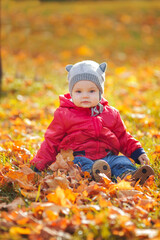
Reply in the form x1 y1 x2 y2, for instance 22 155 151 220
72 80 100 108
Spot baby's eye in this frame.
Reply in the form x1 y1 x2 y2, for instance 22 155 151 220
90 90 95 93
76 90 81 93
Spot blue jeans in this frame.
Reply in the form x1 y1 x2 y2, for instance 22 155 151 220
73 152 137 181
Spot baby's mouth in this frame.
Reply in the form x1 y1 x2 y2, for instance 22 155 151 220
81 101 90 103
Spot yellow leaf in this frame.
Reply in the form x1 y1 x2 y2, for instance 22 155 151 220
116 179 133 190
82 190 88 197
10 227 31 235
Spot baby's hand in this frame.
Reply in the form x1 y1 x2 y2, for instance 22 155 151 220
138 153 150 165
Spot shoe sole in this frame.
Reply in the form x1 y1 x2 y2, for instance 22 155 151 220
92 160 111 182
132 165 154 185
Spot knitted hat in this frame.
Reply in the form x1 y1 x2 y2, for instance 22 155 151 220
66 60 107 96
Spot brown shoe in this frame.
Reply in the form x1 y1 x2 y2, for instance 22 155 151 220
92 160 111 182
121 166 155 186
131 165 154 185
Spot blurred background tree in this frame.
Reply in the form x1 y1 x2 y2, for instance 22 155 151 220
0 52 2 96
1 0 160 95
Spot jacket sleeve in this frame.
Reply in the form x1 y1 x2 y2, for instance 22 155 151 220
112 110 145 163
30 108 66 171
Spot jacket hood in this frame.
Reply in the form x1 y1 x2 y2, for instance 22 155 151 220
59 93 109 108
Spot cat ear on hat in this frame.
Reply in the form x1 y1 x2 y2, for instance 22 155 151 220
66 65 73 72
99 62 107 73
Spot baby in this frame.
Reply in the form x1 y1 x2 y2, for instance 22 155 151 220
31 60 154 185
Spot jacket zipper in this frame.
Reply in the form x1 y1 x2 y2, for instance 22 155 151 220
92 116 100 159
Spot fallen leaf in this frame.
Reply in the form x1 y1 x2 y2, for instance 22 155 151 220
44 176 70 190
135 228 159 238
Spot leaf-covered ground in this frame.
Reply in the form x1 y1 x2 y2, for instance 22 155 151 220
1 0 160 239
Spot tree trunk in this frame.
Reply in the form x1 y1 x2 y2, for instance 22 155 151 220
0 53 2 97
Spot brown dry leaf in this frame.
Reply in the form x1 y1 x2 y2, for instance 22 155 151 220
137 198 156 210
21 190 40 200
135 206 148 216
135 228 159 238
78 204 101 212
20 164 39 184
7 170 36 190
49 153 70 171
20 164 34 174
60 149 74 161
41 227 71 240
68 165 82 181
31 202 70 216
116 189 143 198
0 197 25 211
0 171 10 185
44 176 70 190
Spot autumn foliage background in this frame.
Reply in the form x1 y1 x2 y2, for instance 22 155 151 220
0 0 160 239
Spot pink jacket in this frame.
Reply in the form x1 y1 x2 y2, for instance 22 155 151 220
31 93 144 170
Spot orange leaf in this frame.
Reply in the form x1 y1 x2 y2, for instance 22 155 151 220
45 210 58 221
47 187 68 206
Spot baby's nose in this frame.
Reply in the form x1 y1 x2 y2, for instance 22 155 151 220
83 93 89 98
